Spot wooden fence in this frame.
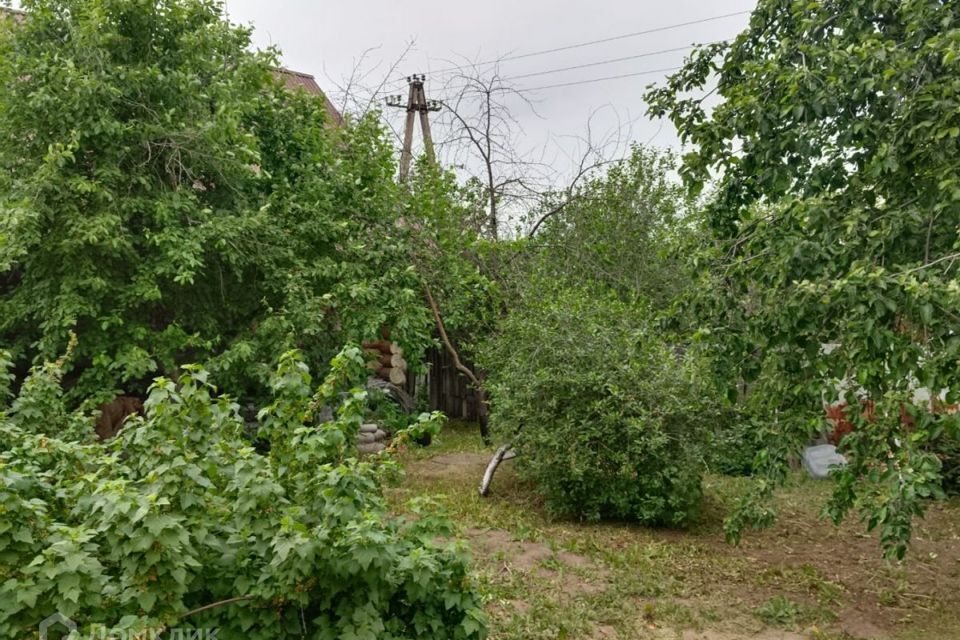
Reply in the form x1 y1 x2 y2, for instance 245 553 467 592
405 346 481 422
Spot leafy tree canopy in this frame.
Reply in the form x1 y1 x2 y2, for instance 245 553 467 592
0 0 430 402
475 146 717 526
647 0 960 557
527 145 693 310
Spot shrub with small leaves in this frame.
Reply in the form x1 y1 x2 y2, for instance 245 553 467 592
0 346 486 639
705 412 765 477
479 285 713 527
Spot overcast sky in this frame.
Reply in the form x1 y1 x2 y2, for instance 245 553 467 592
222 0 756 175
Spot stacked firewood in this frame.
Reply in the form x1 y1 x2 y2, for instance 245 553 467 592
363 338 407 387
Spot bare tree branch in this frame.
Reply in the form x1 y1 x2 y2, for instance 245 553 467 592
424 281 490 443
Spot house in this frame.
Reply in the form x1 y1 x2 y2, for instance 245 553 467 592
274 67 344 127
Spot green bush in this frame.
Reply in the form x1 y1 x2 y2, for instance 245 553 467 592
705 412 764 477
933 433 960 496
366 390 440 446
0 345 485 639
479 286 712 527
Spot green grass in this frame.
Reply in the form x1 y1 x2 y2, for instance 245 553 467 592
388 422 960 640
756 595 837 630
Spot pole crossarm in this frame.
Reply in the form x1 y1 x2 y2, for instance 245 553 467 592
387 74 440 181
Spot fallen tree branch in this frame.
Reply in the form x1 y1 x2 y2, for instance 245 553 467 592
479 442 516 497
181 596 256 619
424 282 491 444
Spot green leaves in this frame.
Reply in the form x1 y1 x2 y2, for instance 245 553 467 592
479 284 712 526
0 346 487 638
526 145 692 310
648 0 960 556
0 0 431 400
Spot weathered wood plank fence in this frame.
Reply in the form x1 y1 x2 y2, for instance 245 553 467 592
405 346 481 422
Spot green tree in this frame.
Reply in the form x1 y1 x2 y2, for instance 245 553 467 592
475 147 715 524
526 144 692 309
647 0 960 557
404 160 504 442
0 0 429 401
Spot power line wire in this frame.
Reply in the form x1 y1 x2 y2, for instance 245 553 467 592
433 64 682 99
424 9 749 77
518 65 682 92
504 41 720 81
388 39 723 96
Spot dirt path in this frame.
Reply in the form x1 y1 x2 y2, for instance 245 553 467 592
395 444 960 639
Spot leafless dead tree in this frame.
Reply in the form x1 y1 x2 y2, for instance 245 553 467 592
526 104 636 236
431 59 636 240
322 41 416 143
431 63 552 239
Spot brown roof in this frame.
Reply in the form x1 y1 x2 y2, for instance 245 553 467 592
274 67 344 127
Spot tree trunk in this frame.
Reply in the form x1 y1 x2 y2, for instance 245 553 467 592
424 283 491 444
479 443 515 496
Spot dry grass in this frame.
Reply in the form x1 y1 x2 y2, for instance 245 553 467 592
386 421 960 640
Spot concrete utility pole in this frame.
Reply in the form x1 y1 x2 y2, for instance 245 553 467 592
386 74 441 182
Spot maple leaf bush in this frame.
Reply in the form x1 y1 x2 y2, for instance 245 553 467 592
0 345 486 639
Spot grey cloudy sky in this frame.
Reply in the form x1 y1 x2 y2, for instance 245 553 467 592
223 0 755 170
